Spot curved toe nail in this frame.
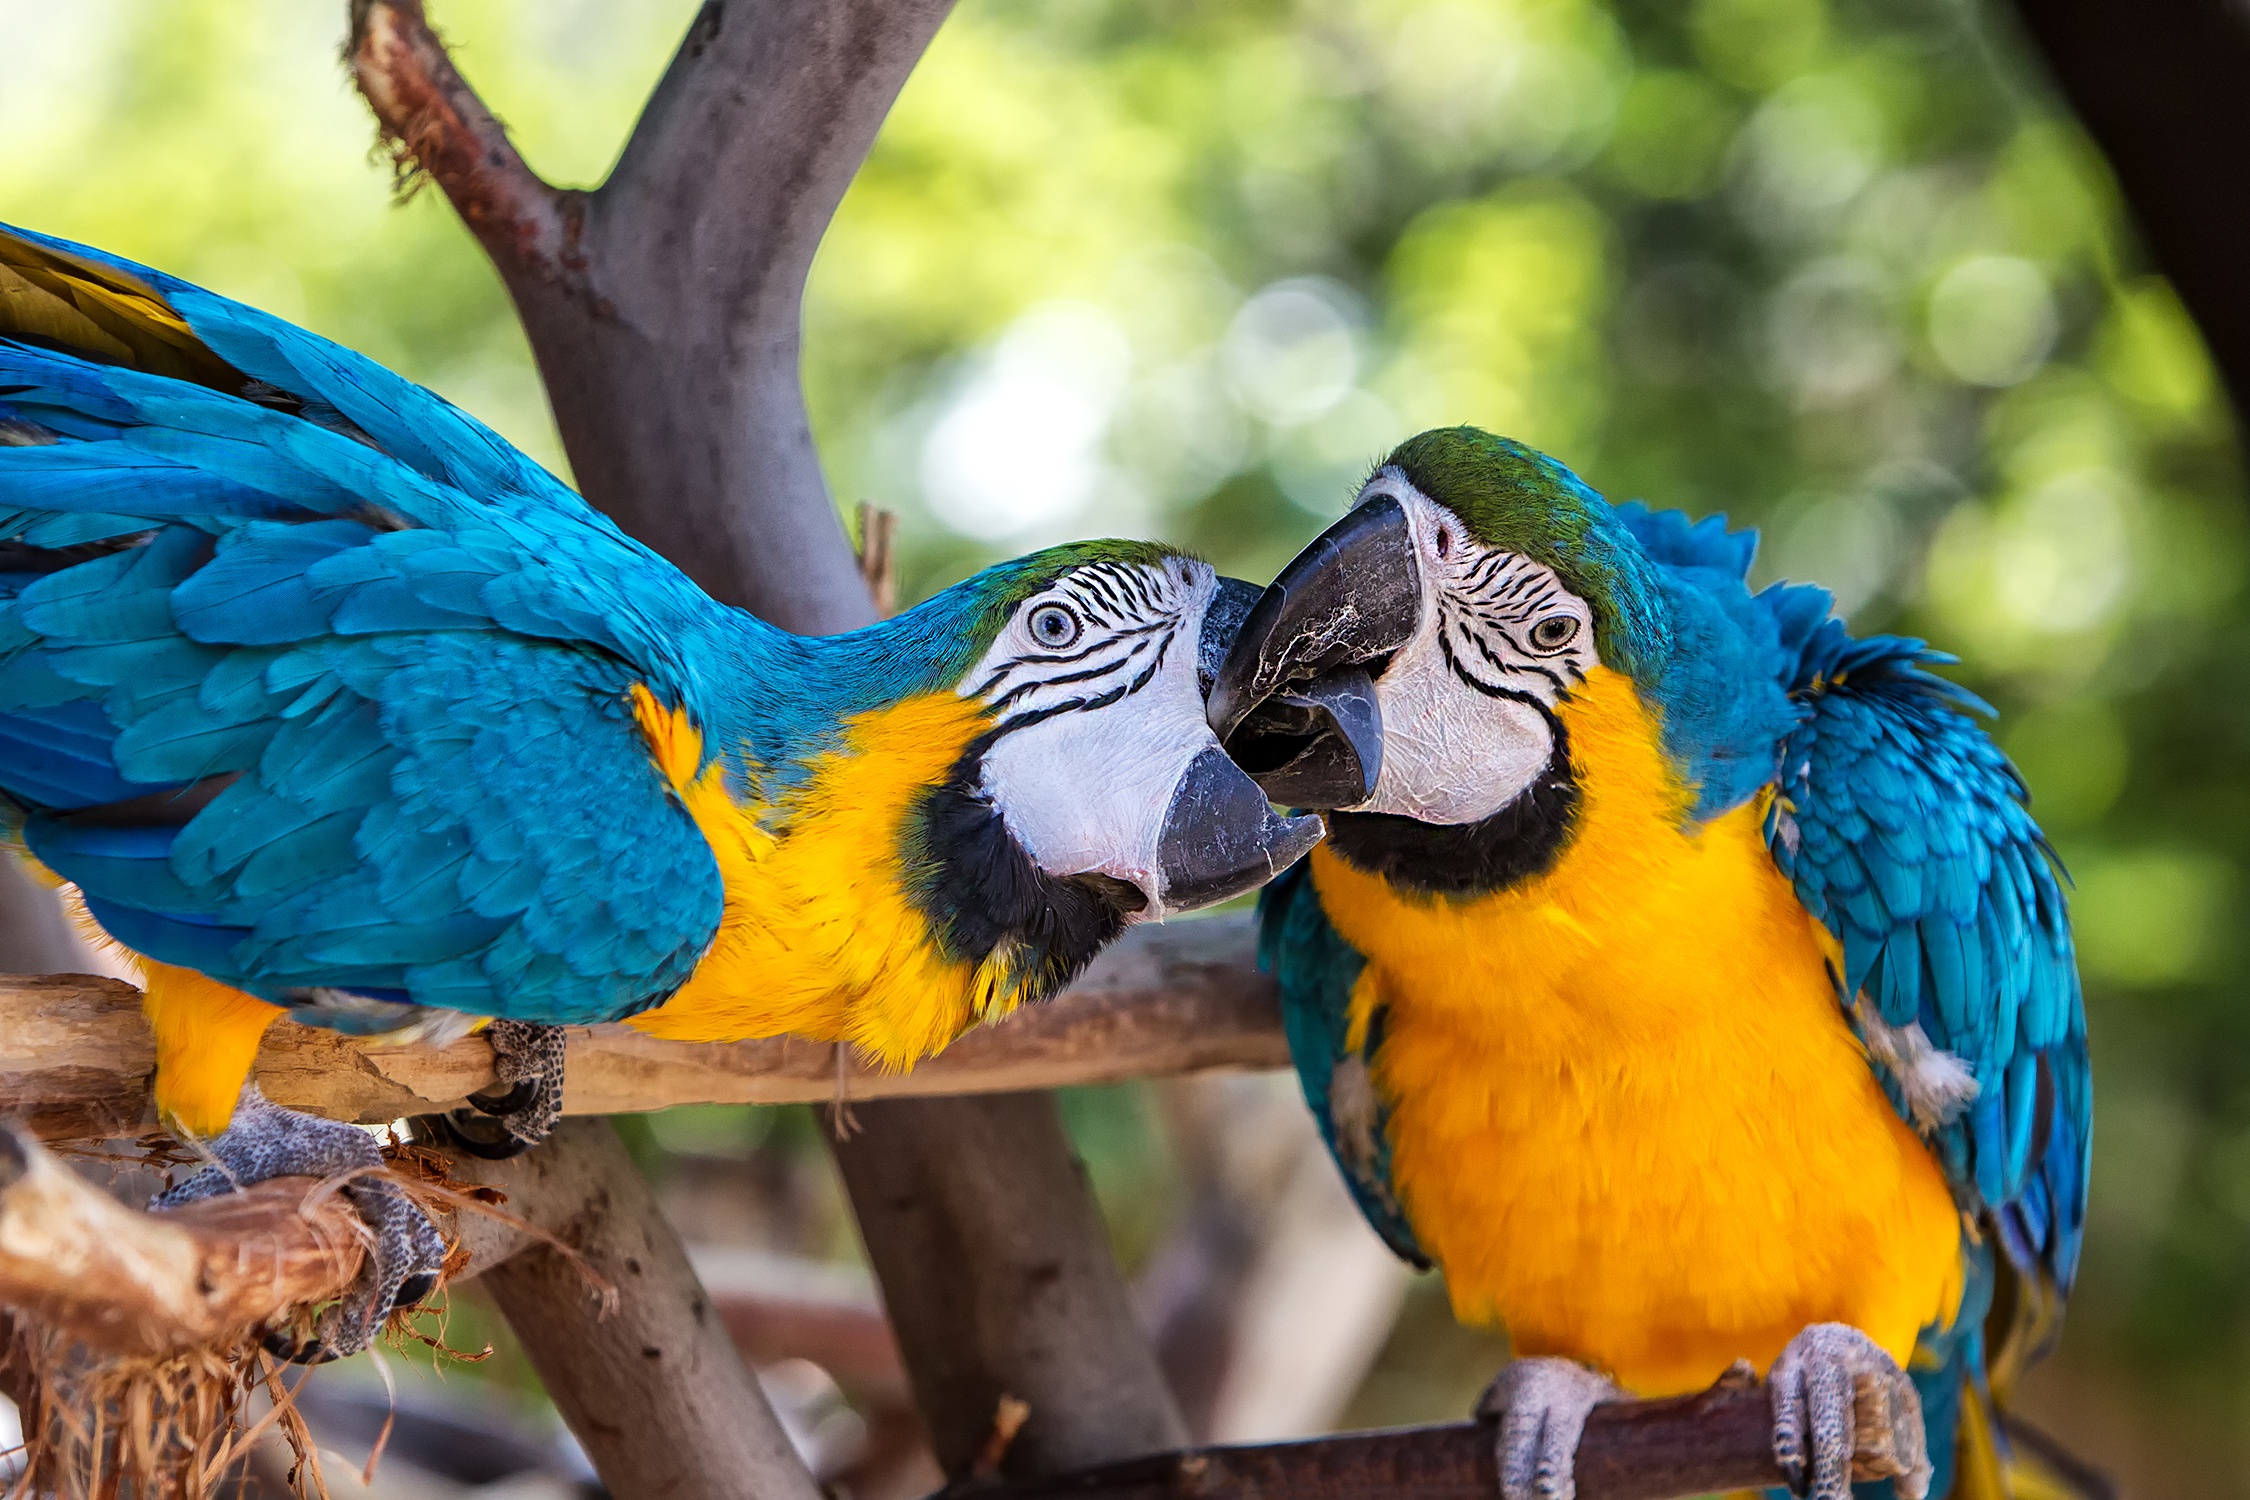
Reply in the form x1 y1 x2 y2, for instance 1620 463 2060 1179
466 1079 536 1118
393 1271 438 1309
263 1330 332 1366
433 1107 533 1160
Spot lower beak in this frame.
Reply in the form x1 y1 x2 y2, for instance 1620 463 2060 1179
1207 497 1421 809
1221 665 1383 809
1153 745 1323 913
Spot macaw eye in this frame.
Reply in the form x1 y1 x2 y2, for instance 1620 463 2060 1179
1528 616 1579 652
1028 603 1083 649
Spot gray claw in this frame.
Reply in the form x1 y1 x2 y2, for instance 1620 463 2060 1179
155 1085 446 1362
1476 1357 1625 1500
1769 1322 1931 1500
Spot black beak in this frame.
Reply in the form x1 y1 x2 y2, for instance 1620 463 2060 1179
1155 745 1323 912
1207 498 1420 809
1141 574 1324 913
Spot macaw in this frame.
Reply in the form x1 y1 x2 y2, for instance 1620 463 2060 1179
0 223 1320 1359
1209 428 2090 1500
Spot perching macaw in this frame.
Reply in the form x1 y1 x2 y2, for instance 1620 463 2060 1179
1209 428 2090 1500
0 223 1320 1359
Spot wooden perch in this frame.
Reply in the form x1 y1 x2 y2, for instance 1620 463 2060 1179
1 915 1283 1141
967 1372 1911 1500
0 1083 1915 1500
0 1127 362 1358
346 0 1184 1491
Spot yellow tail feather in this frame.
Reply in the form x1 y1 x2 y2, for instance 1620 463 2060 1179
140 961 282 1138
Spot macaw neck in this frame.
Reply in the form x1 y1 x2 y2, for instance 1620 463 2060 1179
1312 666 1801 1031
1322 666 1691 899
674 597 987 795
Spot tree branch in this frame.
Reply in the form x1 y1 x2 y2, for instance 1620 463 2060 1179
458 1120 825 1500
0 917 1281 1141
963 1373 1911 1500
0 1127 363 1359
346 0 570 274
344 0 1189 1480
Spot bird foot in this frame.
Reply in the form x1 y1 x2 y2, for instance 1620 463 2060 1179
153 1087 445 1364
1769 1323 1931 1500
433 1018 564 1159
1475 1356 1626 1500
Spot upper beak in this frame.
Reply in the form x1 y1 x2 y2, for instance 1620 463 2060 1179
1207 498 1420 809
1143 574 1324 914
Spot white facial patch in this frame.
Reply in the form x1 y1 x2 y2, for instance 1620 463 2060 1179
963 557 1218 915
1349 477 1600 826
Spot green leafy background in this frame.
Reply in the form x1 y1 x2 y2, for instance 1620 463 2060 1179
4 0 2241 1488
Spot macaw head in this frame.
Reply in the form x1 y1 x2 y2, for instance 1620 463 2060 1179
833 539 1319 1003
1207 426 1799 895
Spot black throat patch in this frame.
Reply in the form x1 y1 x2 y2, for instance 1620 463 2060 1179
1323 712 1580 898
908 732 1137 1001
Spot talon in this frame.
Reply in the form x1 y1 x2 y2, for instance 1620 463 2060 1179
432 1105 536 1159
1476 1357 1624 1500
433 1020 564 1157
1768 1322 1930 1500
263 1329 331 1366
466 1078 536 1118
158 1085 448 1363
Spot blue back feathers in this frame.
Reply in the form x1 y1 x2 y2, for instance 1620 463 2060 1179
0 223 1105 1030
1617 489 2088 1306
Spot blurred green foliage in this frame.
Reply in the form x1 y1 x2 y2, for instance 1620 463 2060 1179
7 0 2250 1459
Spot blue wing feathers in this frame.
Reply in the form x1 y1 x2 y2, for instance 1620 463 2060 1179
1760 588 2089 1311
1258 860 1429 1268
0 221 739 1028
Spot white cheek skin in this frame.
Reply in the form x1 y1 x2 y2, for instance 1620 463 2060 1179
971 574 1217 906
1346 485 1577 826
1354 635 1554 824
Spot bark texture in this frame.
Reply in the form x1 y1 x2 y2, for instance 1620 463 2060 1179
0 1126 364 1359
0 918 1281 1141
868 1370 1913 1500
468 1120 822 1500
348 0 1187 1483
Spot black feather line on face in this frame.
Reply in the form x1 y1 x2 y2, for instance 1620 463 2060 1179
1324 702 1580 898
908 731 1136 998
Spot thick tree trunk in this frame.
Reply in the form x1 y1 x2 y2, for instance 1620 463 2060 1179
470 1120 820 1500
349 0 1186 1482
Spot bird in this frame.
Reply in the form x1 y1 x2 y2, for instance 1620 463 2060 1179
0 222 1322 1360
1208 427 2090 1500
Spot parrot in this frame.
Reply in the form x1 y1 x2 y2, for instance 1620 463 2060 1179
1207 427 2090 1500
0 222 1321 1360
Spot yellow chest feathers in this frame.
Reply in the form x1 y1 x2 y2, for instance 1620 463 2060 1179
1312 667 1964 1394
625 687 1024 1069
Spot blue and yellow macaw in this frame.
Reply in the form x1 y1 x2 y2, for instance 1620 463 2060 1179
1209 428 2091 1500
0 223 1319 1358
